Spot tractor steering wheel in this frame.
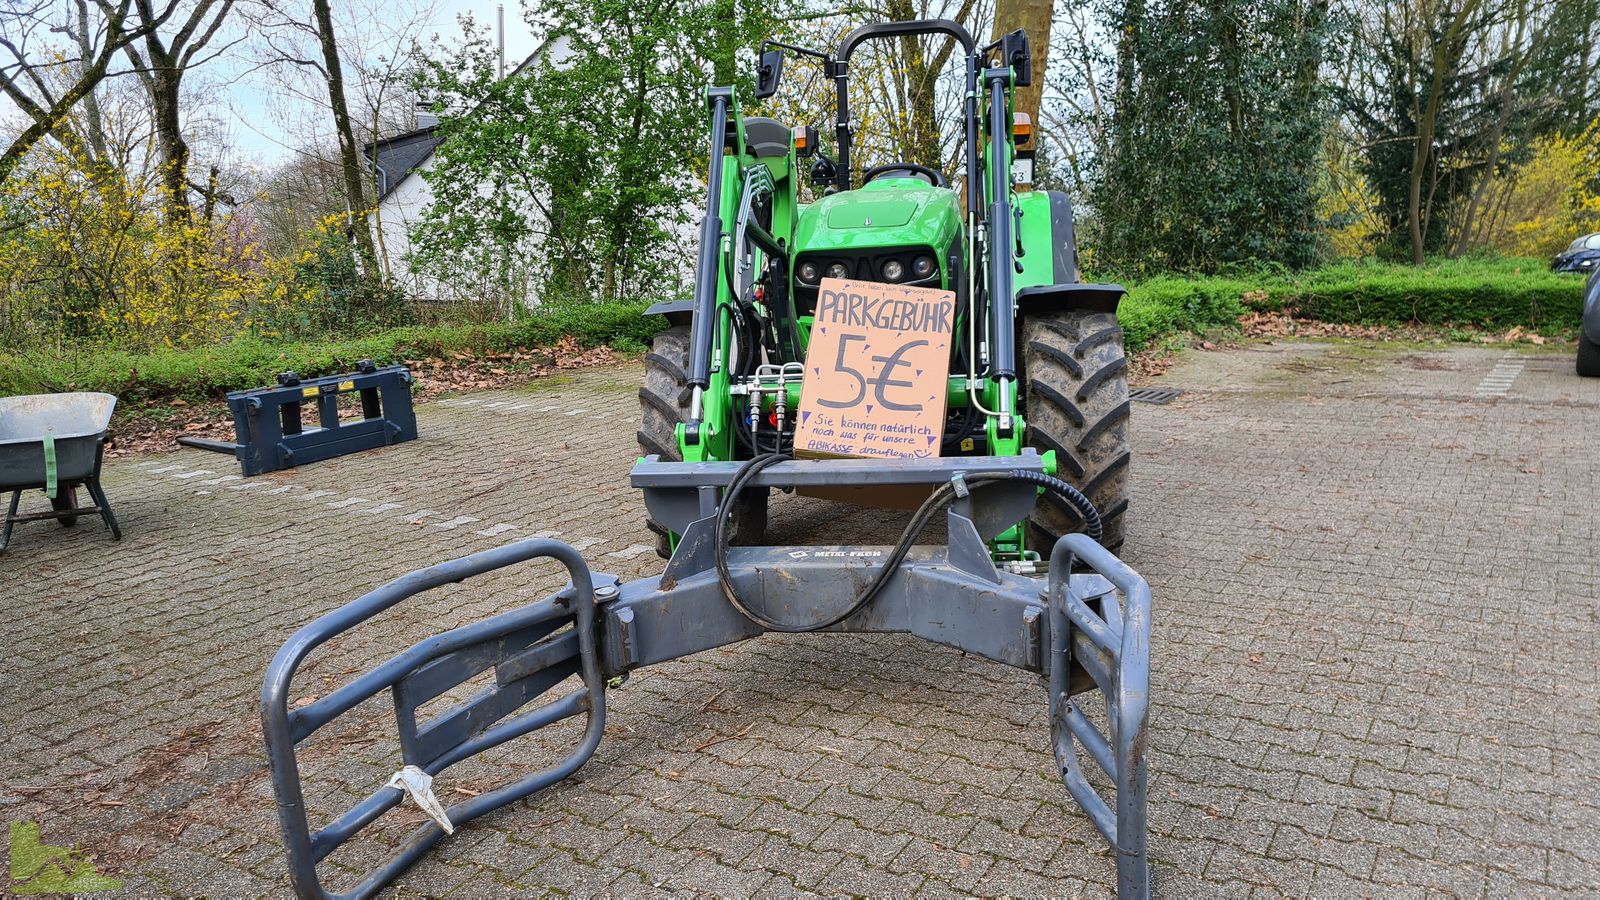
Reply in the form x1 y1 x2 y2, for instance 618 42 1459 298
861 163 947 188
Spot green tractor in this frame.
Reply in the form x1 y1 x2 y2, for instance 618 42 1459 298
640 18 1131 564
260 18 1152 900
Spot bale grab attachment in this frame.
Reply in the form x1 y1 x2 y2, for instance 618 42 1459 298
262 454 1152 898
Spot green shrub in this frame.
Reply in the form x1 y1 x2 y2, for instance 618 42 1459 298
1116 276 1252 350
1257 257 1581 329
0 302 661 405
1101 256 1583 345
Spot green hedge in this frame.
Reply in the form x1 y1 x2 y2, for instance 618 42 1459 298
1096 257 1583 351
1262 258 1580 329
1115 257 1581 333
3 257 1583 410
0 302 661 405
1115 276 1253 350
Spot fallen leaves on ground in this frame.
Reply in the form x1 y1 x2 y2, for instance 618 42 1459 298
1129 345 1178 383
1239 311 1404 340
106 337 625 457
1239 310 1566 346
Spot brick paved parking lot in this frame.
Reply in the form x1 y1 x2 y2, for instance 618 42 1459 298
2 339 1597 897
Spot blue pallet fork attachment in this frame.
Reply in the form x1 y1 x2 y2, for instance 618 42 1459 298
262 455 1152 898
178 360 417 476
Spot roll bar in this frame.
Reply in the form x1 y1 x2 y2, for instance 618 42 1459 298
835 18 975 59
826 19 981 215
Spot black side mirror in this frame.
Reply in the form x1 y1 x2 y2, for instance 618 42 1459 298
755 49 784 99
1002 29 1032 87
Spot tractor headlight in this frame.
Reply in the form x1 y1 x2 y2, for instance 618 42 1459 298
912 255 936 279
798 260 820 283
882 258 906 282
825 262 849 280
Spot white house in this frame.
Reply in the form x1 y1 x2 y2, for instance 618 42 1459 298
363 34 575 309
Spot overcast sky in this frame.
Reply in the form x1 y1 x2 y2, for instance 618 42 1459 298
222 0 542 166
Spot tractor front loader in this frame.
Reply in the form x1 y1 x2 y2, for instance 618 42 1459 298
263 19 1152 899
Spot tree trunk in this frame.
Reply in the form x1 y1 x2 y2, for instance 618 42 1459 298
1407 0 1481 264
311 0 379 278
370 103 392 288
150 63 191 222
993 0 1053 134
73 0 111 165
0 0 135 187
128 0 237 225
200 164 220 223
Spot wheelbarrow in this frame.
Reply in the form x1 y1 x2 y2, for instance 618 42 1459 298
0 392 122 553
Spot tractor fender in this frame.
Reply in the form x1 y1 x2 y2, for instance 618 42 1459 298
1011 190 1126 316
644 299 695 327
1015 282 1127 316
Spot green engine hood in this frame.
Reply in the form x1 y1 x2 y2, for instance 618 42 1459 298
794 178 962 254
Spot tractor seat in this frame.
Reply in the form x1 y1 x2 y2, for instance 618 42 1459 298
744 117 791 159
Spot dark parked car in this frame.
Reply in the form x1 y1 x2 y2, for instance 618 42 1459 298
1580 267 1600 377
1553 232 1600 273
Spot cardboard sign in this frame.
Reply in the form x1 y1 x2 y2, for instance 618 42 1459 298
795 278 955 460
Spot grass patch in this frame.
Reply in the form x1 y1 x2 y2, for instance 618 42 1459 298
0 302 661 405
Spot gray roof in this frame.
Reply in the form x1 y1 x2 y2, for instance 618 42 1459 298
364 127 443 201
360 36 567 203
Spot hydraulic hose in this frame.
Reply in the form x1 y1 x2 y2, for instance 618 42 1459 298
712 454 1102 633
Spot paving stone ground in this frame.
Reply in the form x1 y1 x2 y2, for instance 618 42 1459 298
1 339 1597 898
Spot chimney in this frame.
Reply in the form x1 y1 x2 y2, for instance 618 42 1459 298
497 5 505 79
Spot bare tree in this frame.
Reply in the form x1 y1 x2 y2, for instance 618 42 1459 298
0 0 174 184
306 0 379 275
121 0 239 222
1038 0 1113 193
242 0 440 283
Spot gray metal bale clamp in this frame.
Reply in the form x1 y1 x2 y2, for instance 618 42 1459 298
262 451 1151 897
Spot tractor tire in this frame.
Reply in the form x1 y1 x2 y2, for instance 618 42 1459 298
1021 309 1131 552
1578 333 1600 377
637 324 766 558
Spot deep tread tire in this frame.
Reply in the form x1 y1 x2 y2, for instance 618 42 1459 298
638 325 766 558
1022 310 1131 552
1578 334 1600 377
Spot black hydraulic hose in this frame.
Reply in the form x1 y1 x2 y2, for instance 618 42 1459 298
713 455 1102 633
1002 469 1102 543
689 93 731 392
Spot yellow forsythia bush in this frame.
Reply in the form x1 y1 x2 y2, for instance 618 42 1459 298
0 147 317 353
1483 119 1600 259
